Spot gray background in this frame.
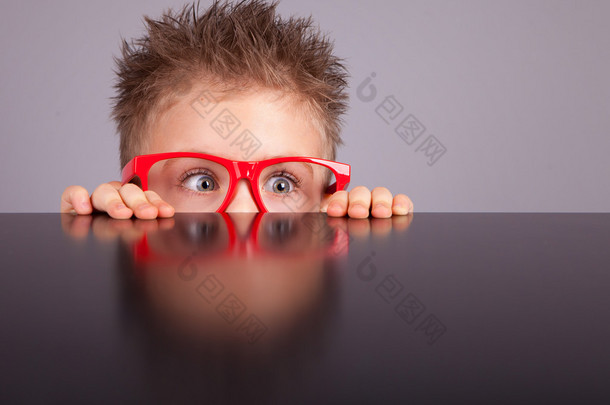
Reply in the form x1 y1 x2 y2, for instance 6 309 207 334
1 0 608 212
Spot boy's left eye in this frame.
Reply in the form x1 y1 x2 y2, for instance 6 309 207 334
263 176 295 194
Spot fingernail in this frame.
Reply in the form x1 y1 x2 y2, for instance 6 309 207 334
349 203 368 217
395 204 408 215
137 203 153 212
374 203 391 215
160 203 174 213
114 202 127 210
80 199 91 210
328 203 341 211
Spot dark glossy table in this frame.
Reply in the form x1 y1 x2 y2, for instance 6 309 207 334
1 213 609 404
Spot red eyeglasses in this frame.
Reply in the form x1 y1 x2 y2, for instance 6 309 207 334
121 152 351 213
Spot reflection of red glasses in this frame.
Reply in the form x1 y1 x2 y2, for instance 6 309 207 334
121 153 351 213
132 213 350 266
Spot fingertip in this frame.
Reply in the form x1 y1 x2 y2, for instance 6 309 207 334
371 186 390 194
347 203 369 219
76 198 92 215
371 203 392 218
392 204 409 216
392 195 413 215
108 202 134 219
158 203 175 218
134 203 159 220
351 185 371 194
61 185 91 214
326 202 346 217
142 190 174 218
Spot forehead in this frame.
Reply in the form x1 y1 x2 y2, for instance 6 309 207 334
147 87 325 161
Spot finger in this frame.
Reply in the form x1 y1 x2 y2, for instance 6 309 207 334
118 183 158 219
91 183 134 219
325 190 349 217
107 181 122 189
392 194 413 215
60 185 92 214
347 186 372 219
144 190 175 218
370 187 393 218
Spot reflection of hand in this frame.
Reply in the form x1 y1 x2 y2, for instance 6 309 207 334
61 212 413 243
325 212 413 239
321 186 413 219
61 212 412 261
60 213 175 241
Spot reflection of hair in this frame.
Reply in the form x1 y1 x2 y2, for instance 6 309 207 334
116 235 340 401
112 0 349 167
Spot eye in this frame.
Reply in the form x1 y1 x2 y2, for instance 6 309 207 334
263 176 295 194
182 173 217 192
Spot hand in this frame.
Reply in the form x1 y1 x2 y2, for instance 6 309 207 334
60 182 175 219
321 186 413 219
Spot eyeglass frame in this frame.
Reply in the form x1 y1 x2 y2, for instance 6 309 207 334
121 152 351 213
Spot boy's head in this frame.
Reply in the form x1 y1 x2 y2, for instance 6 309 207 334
112 0 349 168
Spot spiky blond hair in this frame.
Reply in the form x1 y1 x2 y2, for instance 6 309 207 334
112 0 349 167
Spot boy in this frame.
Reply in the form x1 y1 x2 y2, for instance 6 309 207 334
60 0 413 219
